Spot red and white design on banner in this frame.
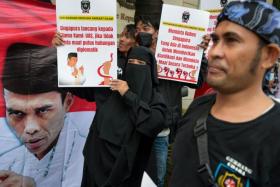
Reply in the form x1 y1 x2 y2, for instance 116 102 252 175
0 0 96 153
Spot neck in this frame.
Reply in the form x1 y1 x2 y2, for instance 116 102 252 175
212 85 274 123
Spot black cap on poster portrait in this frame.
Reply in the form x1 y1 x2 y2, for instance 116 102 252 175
2 43 60 95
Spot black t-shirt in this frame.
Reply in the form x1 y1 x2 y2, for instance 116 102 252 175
171 95 280 187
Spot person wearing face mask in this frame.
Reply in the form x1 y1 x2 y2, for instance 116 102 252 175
66 46 167 187
133 1 209 186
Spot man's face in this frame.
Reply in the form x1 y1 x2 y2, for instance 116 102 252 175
4 90 73 159
67 57 78 67
207 20 264 94
119 28 136 54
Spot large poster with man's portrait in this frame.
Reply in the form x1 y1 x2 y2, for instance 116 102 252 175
0 0 95 186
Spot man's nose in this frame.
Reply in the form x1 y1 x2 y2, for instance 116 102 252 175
119 36 125 42
24 119 40 135
208 41 225 60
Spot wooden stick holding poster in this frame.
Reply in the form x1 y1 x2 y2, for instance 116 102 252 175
155 4 209 84
56 0 117 87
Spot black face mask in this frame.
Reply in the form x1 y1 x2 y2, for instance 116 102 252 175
136 32 153 48
124 63 152 103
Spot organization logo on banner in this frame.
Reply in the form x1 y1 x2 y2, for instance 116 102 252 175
81 0 91 13
182 11 190 23
220 0 228 7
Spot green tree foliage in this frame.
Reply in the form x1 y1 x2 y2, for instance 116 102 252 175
273 0 280 10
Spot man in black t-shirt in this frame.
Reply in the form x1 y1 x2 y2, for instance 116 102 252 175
171 1 280 187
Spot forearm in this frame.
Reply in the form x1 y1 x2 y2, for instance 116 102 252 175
122 90 167 137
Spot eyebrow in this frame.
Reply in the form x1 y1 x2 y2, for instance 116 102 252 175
7 108 24 114
223 32 243 40
211 32 243 40
7 104 53 113
210 33 218 40
34 105 53 112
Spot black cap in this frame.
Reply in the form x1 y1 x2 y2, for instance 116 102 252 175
2 43 59 94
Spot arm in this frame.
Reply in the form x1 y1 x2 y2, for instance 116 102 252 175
110 79 167 137
0 170 35 187
122 90 167 138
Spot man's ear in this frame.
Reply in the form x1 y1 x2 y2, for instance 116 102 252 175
261 44 280 69
64 92 74 112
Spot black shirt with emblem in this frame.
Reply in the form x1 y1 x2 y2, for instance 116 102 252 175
170 94 280 187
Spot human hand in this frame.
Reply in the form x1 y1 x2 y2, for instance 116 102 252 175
110 79 129 96
103 61 112 75
0 170 35 187
72 67 78 78
189 68 198 79
198 34 211 50
79 66 84 74
52 32 64 47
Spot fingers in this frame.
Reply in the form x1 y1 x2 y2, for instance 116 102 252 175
198 34 211 50
109 79 120 90
203 34 211 41
52 32 64 47
0 171 10 181
0 170 20 187
109 80 129 96
0 171 35 187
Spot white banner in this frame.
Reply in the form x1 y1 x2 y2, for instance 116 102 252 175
155 4 209 84
56 0 117 87
199 0 235 33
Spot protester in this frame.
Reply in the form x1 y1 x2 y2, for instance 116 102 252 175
118 24 136 72
171 1 280 186
0 43 90 187
62 46 166 187
134 1 209 186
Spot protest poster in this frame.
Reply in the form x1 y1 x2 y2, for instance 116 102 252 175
56 0 117 87
155 4 209 84
199 0 236 34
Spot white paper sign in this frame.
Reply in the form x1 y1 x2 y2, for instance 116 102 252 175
56 0 117 87
199 0 235 33
155 4 209 84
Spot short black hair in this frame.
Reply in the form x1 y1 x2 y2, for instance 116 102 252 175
68 52 77 59
134 15 160 31
125 24 136 39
